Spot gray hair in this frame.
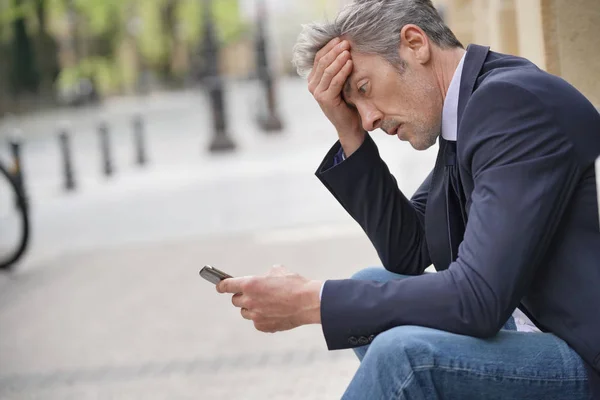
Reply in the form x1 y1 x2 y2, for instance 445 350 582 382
292 0 463 78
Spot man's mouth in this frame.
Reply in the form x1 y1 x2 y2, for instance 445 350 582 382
382 122 403 138
384 124 397 135
394 124 408 141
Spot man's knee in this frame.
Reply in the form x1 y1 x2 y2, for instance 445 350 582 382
366 326 442 368
350 266 409 282
350 266 386 281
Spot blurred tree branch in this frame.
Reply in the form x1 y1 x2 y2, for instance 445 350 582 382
0 0 248 111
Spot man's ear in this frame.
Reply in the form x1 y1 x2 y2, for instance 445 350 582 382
399 24 431 64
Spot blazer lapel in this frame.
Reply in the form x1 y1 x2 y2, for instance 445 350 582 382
425 44 490 271
425 137 453 270
457 44 490 134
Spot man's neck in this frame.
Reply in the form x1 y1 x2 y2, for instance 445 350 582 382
433 47 467 102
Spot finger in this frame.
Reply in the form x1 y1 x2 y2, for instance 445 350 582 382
315 51 351 96
308 37 341 81
241 308 257 321
216 277 248 294
231 292 245 308
314 38 346 68
309 40 348 89
309 40 350 92
329 59 353 96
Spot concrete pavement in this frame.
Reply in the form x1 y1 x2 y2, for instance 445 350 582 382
0 231 380 399
1 77 436 270
0 78 436 398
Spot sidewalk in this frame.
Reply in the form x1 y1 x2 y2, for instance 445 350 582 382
0 79 437 398
0 230 379 399
1 77 436 270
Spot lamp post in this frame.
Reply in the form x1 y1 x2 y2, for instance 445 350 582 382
255 0 283 132
201 0 236 153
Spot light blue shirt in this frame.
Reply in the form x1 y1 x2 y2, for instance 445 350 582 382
441 53 466 141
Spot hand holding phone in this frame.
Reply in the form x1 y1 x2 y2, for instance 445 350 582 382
199 265 233 285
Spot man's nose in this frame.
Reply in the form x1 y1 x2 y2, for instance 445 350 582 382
359 105 382 132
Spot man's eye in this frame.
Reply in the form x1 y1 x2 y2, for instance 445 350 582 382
359 84 368 94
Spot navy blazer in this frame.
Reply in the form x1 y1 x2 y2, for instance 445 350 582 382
316 44 600 397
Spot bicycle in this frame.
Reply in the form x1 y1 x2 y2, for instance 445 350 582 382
0 158 30 270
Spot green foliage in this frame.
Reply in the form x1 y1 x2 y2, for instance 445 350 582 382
2 0 249 96
138 1 169 65
177 0 248 47
55 55 117 93
0 0 32 29
73 0 123 35
213 0 247 43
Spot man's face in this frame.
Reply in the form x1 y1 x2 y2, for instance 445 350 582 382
342 49 443 151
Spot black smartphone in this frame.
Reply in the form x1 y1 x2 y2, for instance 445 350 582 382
199 265 233 285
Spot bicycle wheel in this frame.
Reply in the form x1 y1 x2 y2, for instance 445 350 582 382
0 159 30 270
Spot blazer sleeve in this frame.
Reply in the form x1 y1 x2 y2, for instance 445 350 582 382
315 134 432 275
319 82 581 351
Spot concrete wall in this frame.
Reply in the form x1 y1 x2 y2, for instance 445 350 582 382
542 0 600 106
515 0 546 69
443 0 600 107
253 0 600 107
487 0 519 56
443 0 475 46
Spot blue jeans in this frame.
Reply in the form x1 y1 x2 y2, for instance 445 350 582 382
343 267 591 400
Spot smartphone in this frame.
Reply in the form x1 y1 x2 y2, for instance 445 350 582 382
199 265 233 285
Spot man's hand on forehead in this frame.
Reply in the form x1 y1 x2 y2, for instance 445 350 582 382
305 36 363 155
307 37 342 82
309 38 354 107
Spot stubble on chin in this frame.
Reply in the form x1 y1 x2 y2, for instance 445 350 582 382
410 124 440 151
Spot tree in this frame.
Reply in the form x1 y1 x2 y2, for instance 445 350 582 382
9 0 40 95
34 0 60 91
1 0 249 101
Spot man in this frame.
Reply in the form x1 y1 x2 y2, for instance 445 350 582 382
217 0 600 398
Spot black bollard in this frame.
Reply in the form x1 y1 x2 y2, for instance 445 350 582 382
98 121 113 177
201 0 236 153
255 0 283 133
132 114 147 166
58 129 76 191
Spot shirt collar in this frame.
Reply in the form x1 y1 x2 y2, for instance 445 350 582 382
441 53 466 142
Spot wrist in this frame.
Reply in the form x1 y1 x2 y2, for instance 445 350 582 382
338 129 366 158
299 280 322 325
